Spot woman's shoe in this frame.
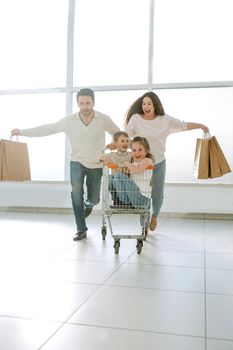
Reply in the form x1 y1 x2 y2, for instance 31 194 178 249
149 215 157 231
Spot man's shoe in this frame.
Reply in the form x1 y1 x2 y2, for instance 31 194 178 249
72 231 87 241
149 215 157 231
84 207 93 218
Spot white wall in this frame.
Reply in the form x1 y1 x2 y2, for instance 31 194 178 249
0 182 232 214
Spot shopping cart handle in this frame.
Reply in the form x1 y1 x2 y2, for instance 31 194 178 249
106 163 154 170
106 162 119 169
146 165 154 170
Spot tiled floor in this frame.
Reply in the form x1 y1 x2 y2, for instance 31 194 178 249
0 211 233 350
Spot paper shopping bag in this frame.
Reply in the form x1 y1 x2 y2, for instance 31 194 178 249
210 136 231 177
0 139 31 181
209 138 223 178
193 137 209 179
0 141 4 179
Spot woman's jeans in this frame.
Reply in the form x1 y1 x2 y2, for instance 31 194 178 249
151 159 166 218
70 161 102 232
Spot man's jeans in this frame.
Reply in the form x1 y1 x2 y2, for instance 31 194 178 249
70 161 102 232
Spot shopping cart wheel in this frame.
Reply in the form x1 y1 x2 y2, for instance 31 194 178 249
101 226 107 240
114 239 120 254
136 240 143 254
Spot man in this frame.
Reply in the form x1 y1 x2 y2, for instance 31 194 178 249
11 88 120 241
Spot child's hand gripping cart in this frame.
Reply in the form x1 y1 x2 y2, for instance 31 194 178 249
101 162 153 254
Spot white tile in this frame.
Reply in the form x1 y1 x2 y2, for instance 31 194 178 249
206 269 233 294
205 238 233 254
55 244 134 262
106 264 204 292
70 286 205 337
205 232 233 241
0 257 121 284
0 243 73 265
0 280 98 322
129 249 204 268
144 235 204 252
207 339 233 350
1 212 233 349
205 220 233 234
206 253 233 270
47 259 122 284
158 218 205 233
206 294 233 340
154 231 204 241
41 324 205 350
0 317 60 350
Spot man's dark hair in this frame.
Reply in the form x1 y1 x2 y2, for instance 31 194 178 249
76 88 95 102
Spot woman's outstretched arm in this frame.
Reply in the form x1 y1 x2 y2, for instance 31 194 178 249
187 122 209 132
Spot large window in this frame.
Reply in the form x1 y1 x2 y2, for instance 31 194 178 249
74 0 150 86
154 0 233 83
0 0 68 90
0 0 232 183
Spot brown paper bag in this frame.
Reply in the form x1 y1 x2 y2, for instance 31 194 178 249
0 139 31 181
209 138 223 178
193 137 209 179
0 141 4 180
210 136 231 177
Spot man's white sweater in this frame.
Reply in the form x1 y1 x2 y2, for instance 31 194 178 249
20 111 119 168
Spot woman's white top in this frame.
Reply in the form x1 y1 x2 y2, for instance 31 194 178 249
125 113 187 164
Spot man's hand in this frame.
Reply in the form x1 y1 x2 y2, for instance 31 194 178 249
11 128 21 136
105 142 116 150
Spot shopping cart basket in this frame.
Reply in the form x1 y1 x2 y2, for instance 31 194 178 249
101 163 153 254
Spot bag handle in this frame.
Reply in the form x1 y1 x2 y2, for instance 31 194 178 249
203 131 211 139
9 135 19 141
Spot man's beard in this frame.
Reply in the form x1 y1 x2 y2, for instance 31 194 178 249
81 110 92 117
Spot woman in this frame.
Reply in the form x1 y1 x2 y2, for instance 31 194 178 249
125 91 209 231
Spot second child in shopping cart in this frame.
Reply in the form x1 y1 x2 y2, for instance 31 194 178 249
100 131 132 206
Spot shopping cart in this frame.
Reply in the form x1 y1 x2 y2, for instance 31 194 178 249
101 163 153 254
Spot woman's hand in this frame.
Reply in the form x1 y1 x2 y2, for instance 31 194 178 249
11 128 21 136
200 124 209 133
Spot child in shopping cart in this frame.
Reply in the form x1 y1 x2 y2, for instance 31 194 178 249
99 131 132 205
112 136 154 210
